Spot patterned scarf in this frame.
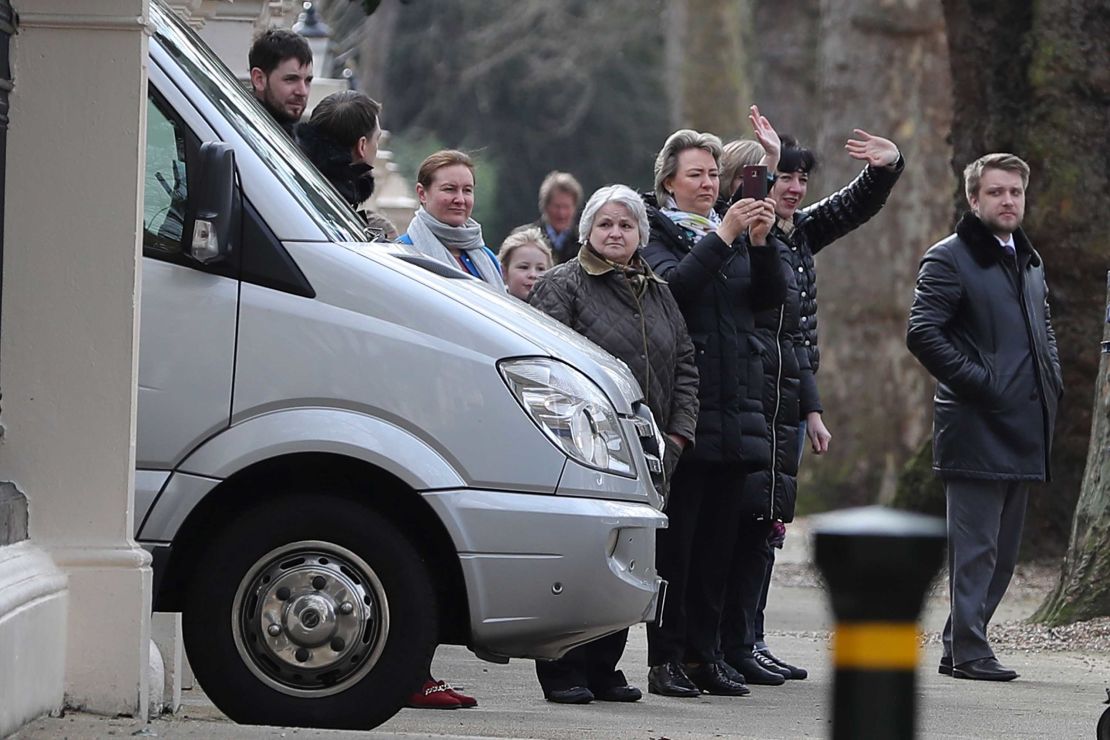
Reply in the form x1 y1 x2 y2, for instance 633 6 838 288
660 196 721 240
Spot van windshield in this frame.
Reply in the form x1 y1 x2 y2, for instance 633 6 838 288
150 1 366 242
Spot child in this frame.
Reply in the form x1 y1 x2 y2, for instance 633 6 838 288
499 227 554 301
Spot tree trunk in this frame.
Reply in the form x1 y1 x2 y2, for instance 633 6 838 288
942 0 1110 558
751 0 820 146
665 0 752 138
803 0 951 510
1035 275 1110 624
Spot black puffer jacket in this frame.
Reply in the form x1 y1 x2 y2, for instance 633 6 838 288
295 121 376 209
774 157 905 413
643 197 787 467
907 213 1062 481
739 234 811 522
529 247 699 481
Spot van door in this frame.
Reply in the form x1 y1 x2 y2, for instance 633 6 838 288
136 87 238 472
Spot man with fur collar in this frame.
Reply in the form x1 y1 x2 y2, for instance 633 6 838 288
907 153 1062 682
296 91 397 241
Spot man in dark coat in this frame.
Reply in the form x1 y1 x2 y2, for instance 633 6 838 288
907 153 1062 682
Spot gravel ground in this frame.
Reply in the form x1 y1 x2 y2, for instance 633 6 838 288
771 560 1110 654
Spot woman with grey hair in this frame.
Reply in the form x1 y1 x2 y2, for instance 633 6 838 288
528 184 699 705
642 123 786 699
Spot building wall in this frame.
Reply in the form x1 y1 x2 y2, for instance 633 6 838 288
0 0 154 731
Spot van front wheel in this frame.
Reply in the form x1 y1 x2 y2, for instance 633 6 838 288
182 493 437 729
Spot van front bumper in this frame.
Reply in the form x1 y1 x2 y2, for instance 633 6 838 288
421 489 666 660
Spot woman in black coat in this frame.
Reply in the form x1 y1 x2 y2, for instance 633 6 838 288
716 138 810 685
641 129 785 698
529 184 700 704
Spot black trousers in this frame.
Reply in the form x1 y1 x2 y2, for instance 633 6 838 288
753 542 775 645
720 518 775 661
535 629 629 694
647 461 748 666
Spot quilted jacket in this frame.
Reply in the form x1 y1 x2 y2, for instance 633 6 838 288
739 234 811 522
528 246 699 478
773 157 905 413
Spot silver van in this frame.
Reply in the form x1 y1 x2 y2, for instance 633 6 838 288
136 2 665 730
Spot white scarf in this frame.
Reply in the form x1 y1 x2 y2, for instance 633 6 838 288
405 207 505 290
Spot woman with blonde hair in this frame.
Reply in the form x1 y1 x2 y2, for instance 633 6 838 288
641 116 786 699
498 227 552 300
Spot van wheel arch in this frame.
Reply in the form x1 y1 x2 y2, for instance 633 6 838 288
155 452 471 645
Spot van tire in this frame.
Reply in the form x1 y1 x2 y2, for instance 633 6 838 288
181 492 437 729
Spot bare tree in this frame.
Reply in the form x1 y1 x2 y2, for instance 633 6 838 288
803 0 952 509
664 0 752 138
751 0 820 145
381 0 670 241
941 0 1110 561
1036 276 1110 624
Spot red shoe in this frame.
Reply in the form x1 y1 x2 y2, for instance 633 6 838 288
438 679 478 708
408 679 462 709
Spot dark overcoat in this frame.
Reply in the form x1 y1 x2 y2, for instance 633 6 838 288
906 212 1062 480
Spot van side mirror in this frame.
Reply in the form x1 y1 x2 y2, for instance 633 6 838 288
189 142 235 264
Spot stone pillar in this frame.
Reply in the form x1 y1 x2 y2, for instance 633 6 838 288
194 0 271 80
0 0 151 719
152 613 183 713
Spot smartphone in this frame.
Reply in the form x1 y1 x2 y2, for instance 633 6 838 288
741 164 768 200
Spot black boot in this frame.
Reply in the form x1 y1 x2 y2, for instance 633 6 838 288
647 662 700 697
685 661 751 696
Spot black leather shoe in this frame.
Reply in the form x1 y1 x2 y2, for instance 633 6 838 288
732 655 786 686
952 657 1018 681
686 661 751 696
938 655 953 676
545 686 594 703
752 650 792 680
593 684 642 702
758 648 807 680
719 659 747 686
648 662 700 697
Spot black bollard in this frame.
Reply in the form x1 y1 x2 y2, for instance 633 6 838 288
814 506 946 740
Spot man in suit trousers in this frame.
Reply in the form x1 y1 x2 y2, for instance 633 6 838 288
907 152 1062 681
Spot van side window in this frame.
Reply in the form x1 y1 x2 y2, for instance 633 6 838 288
144 96 188 255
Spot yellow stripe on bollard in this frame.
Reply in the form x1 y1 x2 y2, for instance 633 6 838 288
833 622 919 669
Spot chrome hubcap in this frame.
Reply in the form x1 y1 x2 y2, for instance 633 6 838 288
232 541 389 696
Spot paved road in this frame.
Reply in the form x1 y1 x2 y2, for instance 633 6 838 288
16 525 1110 739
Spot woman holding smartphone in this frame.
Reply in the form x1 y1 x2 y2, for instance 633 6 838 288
717 136 810 685
641 116 786 698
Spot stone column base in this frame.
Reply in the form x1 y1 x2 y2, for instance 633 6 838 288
0 542 67 736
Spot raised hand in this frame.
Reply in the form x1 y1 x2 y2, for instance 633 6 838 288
749 105 780 161
845 129 900 167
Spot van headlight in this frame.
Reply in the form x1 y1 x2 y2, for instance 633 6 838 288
499 358 634 477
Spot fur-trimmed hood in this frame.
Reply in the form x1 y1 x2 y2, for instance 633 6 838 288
955 211 1041 268
295 120 375 207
